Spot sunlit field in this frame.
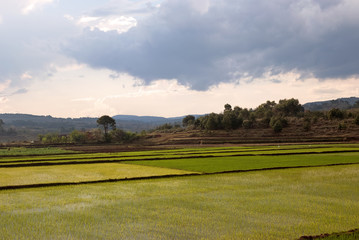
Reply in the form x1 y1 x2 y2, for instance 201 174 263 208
0 144 358 239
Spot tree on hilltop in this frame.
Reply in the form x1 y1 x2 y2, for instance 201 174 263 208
97 115 116 142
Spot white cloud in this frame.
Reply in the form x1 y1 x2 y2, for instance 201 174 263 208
22 0 53 15
21 72 33 80
77 15 137 34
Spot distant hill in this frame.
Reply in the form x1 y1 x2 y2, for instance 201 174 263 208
0 113 193 143
303 97 359 111
112 114 203 124
113 115 182 123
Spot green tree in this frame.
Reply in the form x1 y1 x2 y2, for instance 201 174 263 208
242 119 254 129
111 129 138 143
239 108 250 119
272 121 283 133
97 115 116 142
224 103 232 112
202 113 222 130
182 115 195 127
223 111 237 130
255 100 276 119
274 98 303 117
328 108 345 120
70 130 87 144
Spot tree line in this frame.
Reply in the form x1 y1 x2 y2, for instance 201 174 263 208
180 98 359 133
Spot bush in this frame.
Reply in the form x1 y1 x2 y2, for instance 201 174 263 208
272 121 283 133
328 108 344 120
303 118 311 131
355 115 359 125
242 120 254 129
259 117 271 128
111 129 138 143
338 122 347 130
39 133 68 144
270 117 288 128
156 123 175 131
70 130 87 144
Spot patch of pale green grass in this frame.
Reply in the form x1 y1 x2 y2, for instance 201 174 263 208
125 152 359 173
0 163 195 187
0 147 74 156
0 165 358 239
1 144 358 166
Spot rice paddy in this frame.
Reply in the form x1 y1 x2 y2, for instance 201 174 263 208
0 143 358 239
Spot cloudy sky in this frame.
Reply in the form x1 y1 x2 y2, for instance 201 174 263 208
0 0 358 118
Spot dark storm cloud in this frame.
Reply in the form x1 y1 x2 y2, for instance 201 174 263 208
64 0 359 90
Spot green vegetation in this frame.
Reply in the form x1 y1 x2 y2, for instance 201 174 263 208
126 152 359 173
1 144 358 168
97 115 116 142
0 147 74 156
0 144 358 239
0 163 195 187
193 98 303 132
1 165 358 239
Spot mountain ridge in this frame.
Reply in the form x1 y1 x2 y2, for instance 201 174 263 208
303 97 359 111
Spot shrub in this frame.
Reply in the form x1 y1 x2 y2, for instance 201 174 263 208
259 117 271 128
111 129 138 143
242 120 254 129
303 118 311 131
328 108 344 120
272 121 283 133
70 130 87 144
338 122 347 130
355 115 359 125
270 117 288 128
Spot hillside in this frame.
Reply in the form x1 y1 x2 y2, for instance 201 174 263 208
139 117 359 147
303 97 359 111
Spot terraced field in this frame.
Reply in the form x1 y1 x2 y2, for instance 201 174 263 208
1 144 358 239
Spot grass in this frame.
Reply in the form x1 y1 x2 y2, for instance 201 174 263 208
125 152 359 173
1 144 358 167
0 164 358 239
0 147 74 156
0 144 358 188
0 163 196 187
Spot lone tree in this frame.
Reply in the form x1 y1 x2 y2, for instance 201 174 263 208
97 115 116 142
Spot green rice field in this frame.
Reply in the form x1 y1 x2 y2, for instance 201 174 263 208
0 143 358 239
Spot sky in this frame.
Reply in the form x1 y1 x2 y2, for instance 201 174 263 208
0 0 358 118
